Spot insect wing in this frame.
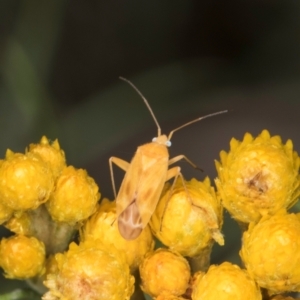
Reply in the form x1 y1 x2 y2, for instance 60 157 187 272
116 150 143 218
135 155 168 228
116 143 168 237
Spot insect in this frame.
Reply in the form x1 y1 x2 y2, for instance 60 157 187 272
109 77 227 240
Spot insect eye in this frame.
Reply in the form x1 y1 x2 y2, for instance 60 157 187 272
152 137 157 142
166 140 172 147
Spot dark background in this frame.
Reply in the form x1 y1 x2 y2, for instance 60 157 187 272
0 0 300 295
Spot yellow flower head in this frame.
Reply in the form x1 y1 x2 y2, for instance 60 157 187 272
139 248 191 298
150 177 223 257
46 166 100 224
215 130 300 224
42 240 134 300
0 235 45 279
80 198 154 272
27 136 66 179
0 150 54 210
191 262 262 300
240 210 300 294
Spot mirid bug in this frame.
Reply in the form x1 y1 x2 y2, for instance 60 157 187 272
109 77 227 240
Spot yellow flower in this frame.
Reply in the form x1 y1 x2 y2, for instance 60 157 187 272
150 177 223 257
240 210 300 294
42 240 134 300
191 262 262 300
0 150 54 210
215 130 300 224
0 235 45 279
139 248 191 298
46 166 100 224
80 198 154 272
27 136 66 179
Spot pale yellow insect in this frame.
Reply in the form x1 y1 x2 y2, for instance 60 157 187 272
110 77 227 240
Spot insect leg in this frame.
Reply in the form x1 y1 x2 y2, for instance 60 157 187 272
109 157 130 198
165 166 189 203
167 155 203 203
168 154 203 171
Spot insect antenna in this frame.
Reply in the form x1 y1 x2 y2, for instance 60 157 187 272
119 77 162 137
168 110 228 140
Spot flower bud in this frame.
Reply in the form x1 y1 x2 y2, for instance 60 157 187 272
46 166 100 224
139 248 191 298
27 136 66 179
42 240 134 300
0 150 54 210
150 177 223 257
240 210 300 294
0 235 45 279
215 130 300 224
191 262 262 300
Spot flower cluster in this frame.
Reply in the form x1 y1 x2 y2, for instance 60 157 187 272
214 130 300 298
0 130 299 300
0 137 101 294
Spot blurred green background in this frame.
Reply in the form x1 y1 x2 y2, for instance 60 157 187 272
0 0 300 297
